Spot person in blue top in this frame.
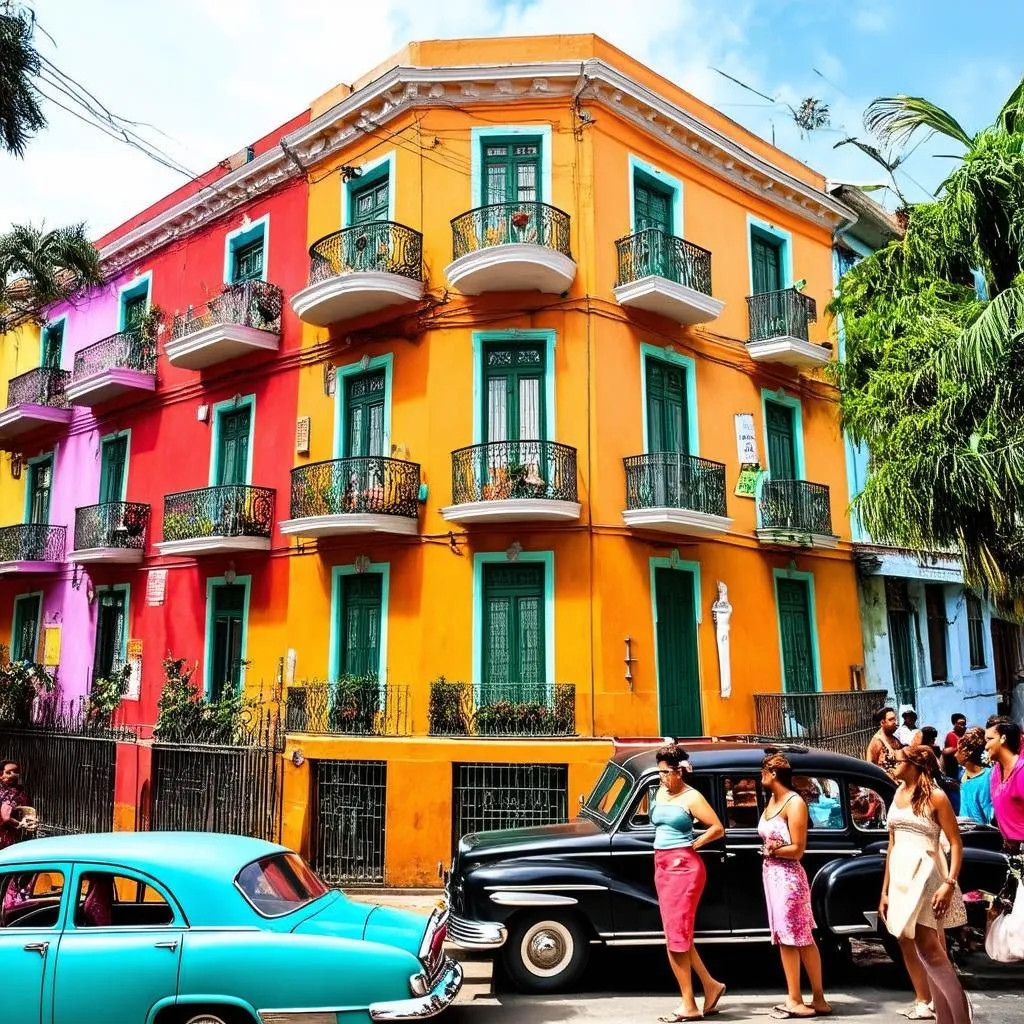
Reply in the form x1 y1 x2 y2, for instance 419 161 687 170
955 727 994 825
652 743 727 1023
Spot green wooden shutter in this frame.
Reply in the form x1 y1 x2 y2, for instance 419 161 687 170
123 294 148 333
351 179 390 225
481 139 541 205
765 402 797 480
483 344 546 443
482 563 545 701
645 359 688 455
654 568 701 736
211 584 245 696
231 238 264 283
777 578 816 694
42 323 63 369
634 179 672 234
217 407 252 486
27 456 53 524
94 589 127 680
751 234 783 294
99 435 128 504
12 595 41 662
339 574 383 678
344 372 386 458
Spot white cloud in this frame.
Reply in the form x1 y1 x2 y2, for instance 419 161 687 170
852 8 889 34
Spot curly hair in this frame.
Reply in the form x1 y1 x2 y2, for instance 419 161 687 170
903 744 941 816
762 750 793 788
957 726 986 766
656 742 692 774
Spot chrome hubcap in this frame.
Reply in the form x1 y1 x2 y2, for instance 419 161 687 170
521 921 573 976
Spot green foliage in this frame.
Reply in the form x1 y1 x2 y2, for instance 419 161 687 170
0 644 54 725
327 674 379 733
153 655 252 745
0 9 46 157
428 677 576 736
88 664 132 721
428 676 470 735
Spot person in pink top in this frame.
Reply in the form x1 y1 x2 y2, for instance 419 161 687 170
984 715 1024 908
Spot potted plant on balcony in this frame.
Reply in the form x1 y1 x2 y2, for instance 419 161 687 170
0 647 54 727
428 676 469 735
510 209 536 243
327 674 379 735
87 664 132 728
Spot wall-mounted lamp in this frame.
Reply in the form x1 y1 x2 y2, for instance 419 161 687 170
224 562 237 585
340 165 363 182
197 404 210 423
323 363 337 398
10 453 22 479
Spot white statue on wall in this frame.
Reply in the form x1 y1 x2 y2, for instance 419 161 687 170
712 580 733 699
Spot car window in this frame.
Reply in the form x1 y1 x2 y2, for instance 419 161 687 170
630 776 713 831
723 775 763 829
236 853 329 918
0 870 65 929
583 764 632 822
849 782 889 831
794 775 845 830
74 872 175 928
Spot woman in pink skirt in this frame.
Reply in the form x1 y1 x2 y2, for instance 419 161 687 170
759 751 832 1019
653 743 727 1022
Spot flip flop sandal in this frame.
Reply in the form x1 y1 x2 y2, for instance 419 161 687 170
703 985 727 1016
658 1013 703 1022
771 1007 816 1019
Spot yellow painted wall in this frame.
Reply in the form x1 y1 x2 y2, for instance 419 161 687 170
0 322 38 525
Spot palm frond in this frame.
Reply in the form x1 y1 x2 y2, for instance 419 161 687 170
0 10 46 157
864 95 973 149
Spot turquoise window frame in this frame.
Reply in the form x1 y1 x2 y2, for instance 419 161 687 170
116 272 152 332
11 591 43 663
470 125 553 207
471 330 556 445
328 562 390 684
772 567 822 694
99 429 132 503
639 343 699 455
341 152 396 228
23 449 56 524
648 553 703 711
472 550 555 699
628 155 684 237
746 214 793 294
332 353 394 460
40 315 68 369
203 573 251 699
760 387 806 478
93 582 131 672
223 214 270 285
209 394 256 486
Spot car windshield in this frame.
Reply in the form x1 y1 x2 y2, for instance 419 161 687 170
580 763 633 827
235 853 329 918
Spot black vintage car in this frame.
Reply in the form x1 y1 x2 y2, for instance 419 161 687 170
444 741 1008 993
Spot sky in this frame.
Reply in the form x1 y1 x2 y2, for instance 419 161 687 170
2 0 1022 239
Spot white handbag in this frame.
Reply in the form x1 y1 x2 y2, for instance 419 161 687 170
985 888 1024 963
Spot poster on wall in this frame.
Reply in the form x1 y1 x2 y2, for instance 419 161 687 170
734 413 759 465
42 626 60 668
146 569 167 607
126 639 143 700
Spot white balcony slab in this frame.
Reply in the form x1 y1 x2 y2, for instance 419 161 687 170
279 513 418 539
622 507 733 538
290 272 424 327
614 277 725 325
746 336 831 369
155 536 271 557
68 546 145 565
755 527 839 550
0 404 72 441
66 368 155 407
166 323 280 370
441 498 581 525
444 244 576 296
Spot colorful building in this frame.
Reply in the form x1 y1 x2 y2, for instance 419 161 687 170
0 35 868 885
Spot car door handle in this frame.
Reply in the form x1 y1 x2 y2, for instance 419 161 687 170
24 942 49 957
720 851 736 859
154 941 179 952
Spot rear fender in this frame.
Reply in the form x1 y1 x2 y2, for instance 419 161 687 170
811 853 886 936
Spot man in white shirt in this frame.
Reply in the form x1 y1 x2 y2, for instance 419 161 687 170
895 705 919 746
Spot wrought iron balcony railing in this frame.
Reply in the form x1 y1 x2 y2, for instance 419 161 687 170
73 501 150 552
615 228 712 293
290 456 420 519
162 485 275 542
758 479 833 536
73 330 156 380
0 523 66 562
451 440 578 505
754 690 887 759
284 681 410 736
746 287 818 343
307 223 423 287
451 202 572 261
429 680 576 737
6 366 71 409
171 280 284 340
623 452 727 517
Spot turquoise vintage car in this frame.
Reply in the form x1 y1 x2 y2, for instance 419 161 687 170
0 831 460 1024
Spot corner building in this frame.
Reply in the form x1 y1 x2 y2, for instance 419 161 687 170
278 36 864 883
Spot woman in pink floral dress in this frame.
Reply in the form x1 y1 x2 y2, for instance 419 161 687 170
759 752 831 1019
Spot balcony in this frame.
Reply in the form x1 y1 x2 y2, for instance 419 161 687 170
428 680 576 737
442 440 581 524
167 281 283 370
445 202 576 295
156 484 275 557
66 330 156 406
613 229 725 325
0 368 72 442
280 456 420 540
746 288 828 368
622 453 732 537
754 689 888 759
284 681 410 736
69 502 150 565
290 223 424 327
756 478 838 549
0 524 65 574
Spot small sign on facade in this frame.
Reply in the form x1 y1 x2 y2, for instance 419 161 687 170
42 626 60 668
735 465 764 498
146 569 168 607
295 416 311 456
735 413 759 465
126 639 143 700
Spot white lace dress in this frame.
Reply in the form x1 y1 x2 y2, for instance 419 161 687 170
886 798 967 938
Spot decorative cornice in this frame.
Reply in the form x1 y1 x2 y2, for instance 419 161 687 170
98 57 856 274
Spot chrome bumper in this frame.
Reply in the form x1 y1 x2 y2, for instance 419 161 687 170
368 958 463 1021
446 913 507 949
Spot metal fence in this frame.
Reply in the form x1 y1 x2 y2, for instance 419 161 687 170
312 759 387 885
73 501 150 552
0 523 66 563
451 439 578 505
623 452 728 516
615 228 713 294
429 681 576 737
307 223 423 286
451 201 571 261
289 457 420 520
453 763 569 850
171 280 283 340
6 366 71 408
162 484 275 542
754 690 888 759
758 479 834 538
746 287 818 343
284 682 410 736
73 329 155 379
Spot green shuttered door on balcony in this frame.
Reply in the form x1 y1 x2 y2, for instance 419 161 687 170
777 578 815 694
12 594 41 663
484 344 545 443
123 294 147 333
654 567 701 736
765 401 797 480
482 563 544 702
345 371 386 459
211 584 245 697
94 589 126 681
99 435 128 505
751 233 783 294
27 456 53 525
645 359 688 455
231 238 264 283
217 406 251 486
634 178 673 279
339 573 382 679
482 139 541 205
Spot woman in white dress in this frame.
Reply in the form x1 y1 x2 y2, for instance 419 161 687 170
879 745 970 1024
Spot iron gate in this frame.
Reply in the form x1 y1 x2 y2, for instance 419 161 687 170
150 743 282 840
312 760 387 885
452 762 568 851
0 727 117 836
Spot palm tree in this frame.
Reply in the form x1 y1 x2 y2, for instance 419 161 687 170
0 7 46 157
0 223 103 325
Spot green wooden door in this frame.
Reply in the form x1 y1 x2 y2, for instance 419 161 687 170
27 456 53 524
217 407 251 486
484 344 545 443
654 567 701 737
777 578 816 694
344 372 386 459
482 563 545 701
11 594 41 663
482 138 541 205
646 359 688 454
634 179 673 279
339 573 382 678
231 238 264 283
99 435 128 504
210 584 245 697
42 323 63 370
94 589 127 681
765 401 797 480
123 293 148 333
351 178 390 225
751 233 783 294
348 177 390 270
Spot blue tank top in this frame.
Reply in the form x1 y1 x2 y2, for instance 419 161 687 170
652 799 696 849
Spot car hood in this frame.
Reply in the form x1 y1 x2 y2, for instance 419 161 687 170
292 891 426 958
459 817 606 860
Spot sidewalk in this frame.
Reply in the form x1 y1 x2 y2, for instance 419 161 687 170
347 888 446 914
